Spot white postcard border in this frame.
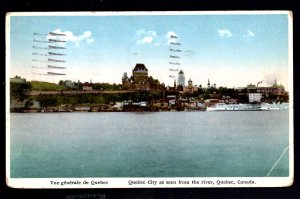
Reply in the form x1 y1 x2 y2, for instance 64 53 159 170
5 11 294 189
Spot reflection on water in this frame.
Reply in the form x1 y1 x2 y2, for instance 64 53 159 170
10 111 289 178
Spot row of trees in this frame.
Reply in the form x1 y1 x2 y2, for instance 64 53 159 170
58 80 122 90
33 91 163 107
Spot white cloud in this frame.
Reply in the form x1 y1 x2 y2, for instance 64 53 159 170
135 30 181 46
136 29 157 45
139 36 154 44
247 29 255 37
48 29 95 46
218 29 233 37
87 38 95 44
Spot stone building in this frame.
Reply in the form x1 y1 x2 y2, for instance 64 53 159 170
131 63 150 90
122 72 131 89
183 78 198 93
122 63 152 90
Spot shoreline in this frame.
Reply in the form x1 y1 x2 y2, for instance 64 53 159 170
10 108 207 113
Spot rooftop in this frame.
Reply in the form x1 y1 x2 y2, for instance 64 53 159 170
133 63 148 72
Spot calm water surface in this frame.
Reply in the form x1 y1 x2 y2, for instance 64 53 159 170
10 111 289 178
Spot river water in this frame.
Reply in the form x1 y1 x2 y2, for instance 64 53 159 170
9 111 290 178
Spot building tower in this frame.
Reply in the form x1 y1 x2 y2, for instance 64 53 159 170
122 72 128 82
132 63 148 81
122 72 130 89
207 79 210 88
273 76 278 87
188 78 193 87
177 70 185 86
188 78 193 93
132 63 150 90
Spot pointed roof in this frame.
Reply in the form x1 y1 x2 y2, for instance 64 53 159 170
178 70 184 74
133 63 148 71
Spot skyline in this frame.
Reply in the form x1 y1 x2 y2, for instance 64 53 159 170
7 12 292 90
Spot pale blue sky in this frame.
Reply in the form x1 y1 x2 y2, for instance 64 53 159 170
8 13 290 89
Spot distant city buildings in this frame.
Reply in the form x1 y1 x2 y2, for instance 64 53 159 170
182 78 199 94
246 79 287 101
9 71 289 112
206 79 217 89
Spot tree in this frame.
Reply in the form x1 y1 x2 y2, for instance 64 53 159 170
58 80 64 86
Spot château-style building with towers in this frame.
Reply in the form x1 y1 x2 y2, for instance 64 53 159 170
122 63 162 90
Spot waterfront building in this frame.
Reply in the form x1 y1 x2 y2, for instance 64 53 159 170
249 93 262 103
239 79 288 103
247 78 286 96
247 85 286 97
177 70 185 86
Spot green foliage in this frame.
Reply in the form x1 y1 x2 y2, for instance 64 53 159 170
93 83 122 90
58 80 78 89
36 94 113 107
30 81 66 91
10 82 32 100
38 96 58 107
148 76 160 84
58 80 64 86
202 94 211 100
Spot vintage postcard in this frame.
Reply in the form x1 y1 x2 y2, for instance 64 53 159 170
6 11 293 188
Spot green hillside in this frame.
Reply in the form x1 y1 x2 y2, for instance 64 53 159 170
30 81 66 91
